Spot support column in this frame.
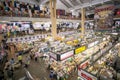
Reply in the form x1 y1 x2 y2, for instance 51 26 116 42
12 0 14 6
49 0 57 39
81 8 85 38
9 43 15 58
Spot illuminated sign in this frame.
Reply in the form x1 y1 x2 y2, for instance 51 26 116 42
60 50 74 61
75 46 86 54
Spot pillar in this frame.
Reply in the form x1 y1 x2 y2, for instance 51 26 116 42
49 0 57 39
81 8 85 38
12 0 14 7
9 43 15 58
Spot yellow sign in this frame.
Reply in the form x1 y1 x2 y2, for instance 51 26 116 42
75 46 86 54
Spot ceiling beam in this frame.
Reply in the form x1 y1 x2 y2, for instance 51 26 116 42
69 0 111 10
17 0 38 4
40 0 49 5
60 0 72 8
79 0 83 3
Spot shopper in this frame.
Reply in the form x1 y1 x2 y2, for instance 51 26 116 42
4 64 9 80
24 56 30 68
7 66 14 80
49 71 54 80
4 60 10 70
18 54 23 65
47 64 51 70
34 55 38 62
53 72 57 80
30 51 34 60
34 52 39 62
7 30 10 38
0 70 4 80
14 29 17 37
10 58 14 64
4 64 14 80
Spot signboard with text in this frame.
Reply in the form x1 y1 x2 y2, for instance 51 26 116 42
80 60 89 69
78 69 97 80
88 41 99 48
60 50 74 61
75 46 86 54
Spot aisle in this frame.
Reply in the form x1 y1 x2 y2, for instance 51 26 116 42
14 56 50 80
14 55 78 80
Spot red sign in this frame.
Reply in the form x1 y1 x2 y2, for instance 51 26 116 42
80 61 89 69
81 73 92 80
78 69 97 80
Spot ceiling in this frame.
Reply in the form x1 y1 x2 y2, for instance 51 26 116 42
21 0 120 14
38 0 119 12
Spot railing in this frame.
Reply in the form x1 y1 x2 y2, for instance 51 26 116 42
0 10 81 20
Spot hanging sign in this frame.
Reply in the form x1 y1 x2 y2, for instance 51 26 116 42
75 46 86 54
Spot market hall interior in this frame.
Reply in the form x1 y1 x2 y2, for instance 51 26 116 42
0 0 120 80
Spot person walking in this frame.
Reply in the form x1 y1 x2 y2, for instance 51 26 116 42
7 66 14 80
24 56 30 68
0 70 4 80
49 71 54 80
18 54 23 65
10 58 15 69
29 51 34 60
34 52 39 62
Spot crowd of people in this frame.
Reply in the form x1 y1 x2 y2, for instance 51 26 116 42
0 33 40 80
1 50 41 80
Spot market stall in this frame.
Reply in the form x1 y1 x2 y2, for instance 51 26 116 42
74 37 110 66
49 49 75 78
78 42 119 80
47 34 111 79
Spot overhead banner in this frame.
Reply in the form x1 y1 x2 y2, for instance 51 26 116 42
6 34 48 43
75 46 86 54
